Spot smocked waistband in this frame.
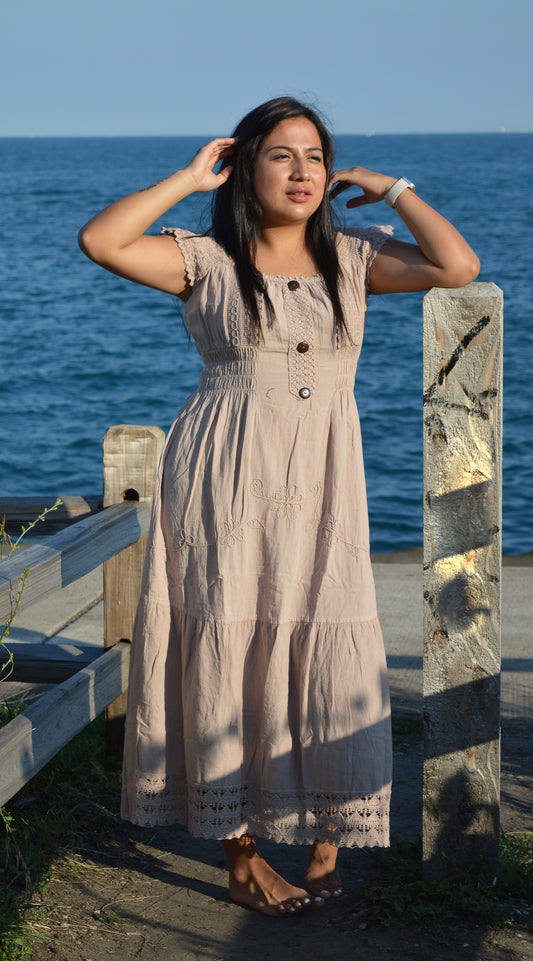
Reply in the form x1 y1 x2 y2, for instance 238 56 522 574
198 349 357 406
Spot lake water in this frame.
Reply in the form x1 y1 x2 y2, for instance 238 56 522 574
0 133 531 552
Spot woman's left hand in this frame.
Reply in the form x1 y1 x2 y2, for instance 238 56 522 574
328 165 480 294
329 167 396 207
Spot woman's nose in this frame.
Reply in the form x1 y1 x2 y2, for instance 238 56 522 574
291 162 310 180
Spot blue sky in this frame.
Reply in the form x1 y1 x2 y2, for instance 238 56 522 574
3 0 531 136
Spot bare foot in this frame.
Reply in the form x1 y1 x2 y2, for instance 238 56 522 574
222 834 324 917
304 840 343 899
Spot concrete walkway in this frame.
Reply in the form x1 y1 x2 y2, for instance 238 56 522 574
5 553 532 720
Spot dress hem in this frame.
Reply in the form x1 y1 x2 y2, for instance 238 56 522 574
121 779 392 849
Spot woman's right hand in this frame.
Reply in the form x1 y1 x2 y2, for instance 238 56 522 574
185 137 236 193
78 137 237 298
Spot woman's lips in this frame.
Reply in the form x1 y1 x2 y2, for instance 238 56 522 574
286 190 311 202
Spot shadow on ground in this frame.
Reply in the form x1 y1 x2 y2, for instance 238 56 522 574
24 716 533 961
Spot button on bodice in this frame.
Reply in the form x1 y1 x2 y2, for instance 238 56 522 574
287 280 300 291
296 341 309 354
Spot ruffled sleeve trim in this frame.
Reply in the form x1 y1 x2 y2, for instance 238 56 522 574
160 227 232 289
337 225 394 287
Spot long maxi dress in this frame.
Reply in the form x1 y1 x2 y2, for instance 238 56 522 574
121 225 393 848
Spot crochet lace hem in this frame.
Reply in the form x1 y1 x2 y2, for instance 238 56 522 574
124 777 390 848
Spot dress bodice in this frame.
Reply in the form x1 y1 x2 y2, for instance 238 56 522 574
161 226 392 361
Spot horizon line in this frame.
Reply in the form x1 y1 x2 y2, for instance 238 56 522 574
1 129 532 139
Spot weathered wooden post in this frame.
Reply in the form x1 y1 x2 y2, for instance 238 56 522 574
103 425 165 754
422 283 503 881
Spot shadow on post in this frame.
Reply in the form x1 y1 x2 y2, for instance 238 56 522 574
423 283 503 883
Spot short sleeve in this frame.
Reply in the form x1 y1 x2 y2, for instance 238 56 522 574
160 227 232 288
337 225 393 288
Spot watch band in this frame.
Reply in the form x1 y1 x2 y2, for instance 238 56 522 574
384 177 416 208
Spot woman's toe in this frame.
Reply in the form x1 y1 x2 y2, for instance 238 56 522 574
305 881 331 898
282 895 313 914
304 874 343 900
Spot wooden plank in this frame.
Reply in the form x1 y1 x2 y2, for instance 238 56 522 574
422 282 503 881
0 641 130 807
102 425 165 752
0 495 101 536
0 642 101 683
0 501 150 624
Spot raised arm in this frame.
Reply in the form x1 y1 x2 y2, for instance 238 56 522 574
329 167 480 294
78 138 236 299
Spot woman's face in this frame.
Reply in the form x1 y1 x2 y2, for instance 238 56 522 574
252 116 328 228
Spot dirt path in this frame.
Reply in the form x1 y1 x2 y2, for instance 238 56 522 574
21 718 532 961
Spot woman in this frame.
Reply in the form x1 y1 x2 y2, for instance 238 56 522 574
79 97 479 917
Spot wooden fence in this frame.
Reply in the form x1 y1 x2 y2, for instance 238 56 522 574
0 282 504 880
0 425 165 806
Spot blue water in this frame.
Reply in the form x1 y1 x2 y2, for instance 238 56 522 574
1 134 532 552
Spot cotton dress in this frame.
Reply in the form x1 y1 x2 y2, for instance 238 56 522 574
121 225 393 848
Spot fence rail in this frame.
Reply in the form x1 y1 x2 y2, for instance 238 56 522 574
1 495 101 536
0 500 150 623
0 641 130 806
0 423 165 803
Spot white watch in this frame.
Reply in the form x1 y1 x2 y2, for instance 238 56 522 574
384 177 416 207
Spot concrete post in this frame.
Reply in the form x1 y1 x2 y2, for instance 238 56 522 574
422 283 503 881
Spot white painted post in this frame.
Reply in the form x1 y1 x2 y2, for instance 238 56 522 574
423 283 503 881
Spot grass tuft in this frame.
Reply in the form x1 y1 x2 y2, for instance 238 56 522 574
0 714 121 960
362 833 532 933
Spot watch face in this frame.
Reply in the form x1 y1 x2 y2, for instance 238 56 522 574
403 178 415 191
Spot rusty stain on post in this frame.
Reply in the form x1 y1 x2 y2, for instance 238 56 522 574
422 283 503 881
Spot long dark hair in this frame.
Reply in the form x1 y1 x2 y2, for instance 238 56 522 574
211 97 348 342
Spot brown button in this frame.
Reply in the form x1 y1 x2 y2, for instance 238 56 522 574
287 280 300 291
296 341 309 354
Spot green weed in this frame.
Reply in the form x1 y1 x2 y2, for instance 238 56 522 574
0 500 62 681
391 714 422 744
0 715 121 960
362 833 532 933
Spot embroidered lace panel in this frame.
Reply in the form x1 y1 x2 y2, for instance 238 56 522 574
285 283 316 399
131 775 390 847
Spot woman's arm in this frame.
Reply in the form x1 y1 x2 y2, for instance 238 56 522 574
78 138 236 299
329 167 480 294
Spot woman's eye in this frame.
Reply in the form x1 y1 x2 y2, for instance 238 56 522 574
273 153 290 160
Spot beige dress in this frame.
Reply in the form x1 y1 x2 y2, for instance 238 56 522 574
121 225 393 848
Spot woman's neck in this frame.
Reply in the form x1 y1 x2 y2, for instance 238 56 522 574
254 224 318 277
